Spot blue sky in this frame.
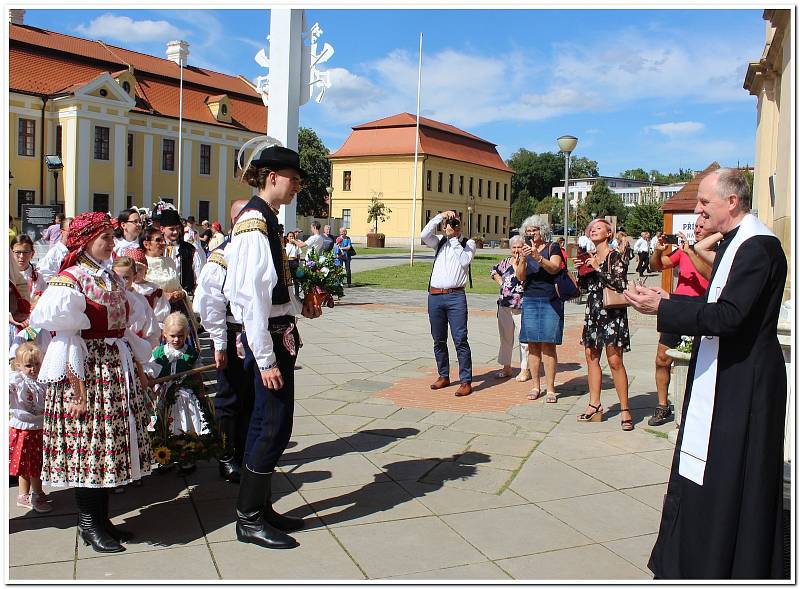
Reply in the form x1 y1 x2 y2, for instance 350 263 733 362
22 8 764 176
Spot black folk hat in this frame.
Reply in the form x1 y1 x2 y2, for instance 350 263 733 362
158 208 181 227
249 145 306 178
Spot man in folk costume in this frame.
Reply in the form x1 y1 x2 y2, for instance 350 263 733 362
223 142 321 550
193 199 251 484
626 168 788 579
158 208 205 296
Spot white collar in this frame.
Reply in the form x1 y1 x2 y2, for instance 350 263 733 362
162 344 188 362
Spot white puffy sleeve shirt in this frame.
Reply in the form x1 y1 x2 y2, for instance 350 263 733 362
193 251 229 352
222 210 301 371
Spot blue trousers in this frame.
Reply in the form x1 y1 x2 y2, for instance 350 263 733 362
428 291 472 383
214 324 255 463
240 324 298 473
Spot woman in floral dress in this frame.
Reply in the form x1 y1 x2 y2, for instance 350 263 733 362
573 218 633 430
490 235 529 381
29 212 153 554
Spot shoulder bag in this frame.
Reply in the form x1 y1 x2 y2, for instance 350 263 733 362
601 252 630 309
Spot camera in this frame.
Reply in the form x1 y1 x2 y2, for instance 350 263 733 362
524 235 534 246
445 217 461 229
663 234 679 245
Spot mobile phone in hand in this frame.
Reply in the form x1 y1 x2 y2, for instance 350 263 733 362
663 234 679 245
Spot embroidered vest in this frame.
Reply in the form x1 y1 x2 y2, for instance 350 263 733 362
151 344 199 379
208 237 234 319
235 196 291 305
166 240 196 294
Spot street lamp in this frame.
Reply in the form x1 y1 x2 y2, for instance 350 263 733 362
326 186 333 226
467 205 473 237
556 135 578 245
45 155 63 206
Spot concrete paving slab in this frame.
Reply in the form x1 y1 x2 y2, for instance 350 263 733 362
399 481 528 515
417 425 476 445
450 416 518 436
279 433 350 462
332 516 486 579
283 454 388 491
357 418 431 434
566 453 670 490
380 561 512 580
535 432 629 461
341 431 406 454
443 503 593 560
366 453 441 481
510 452 613 503
10 514 77 566
635 449 676 468
621 483 668 511
298 398 349 415
420 462 512 494
537 491 661 543
457 452 524 472
299 480 432 528
333 402 399 419
417 411 463 427
292 415 333 436
8 561 75 581
76 544 218 580
315 388 377 403
390 407 434 422
317 413 377 433
599 430 676 453
391 438 467 460
603 533 659 575
468 434 539 457
344 379 395 392
496 543 651 580
212 530 366 580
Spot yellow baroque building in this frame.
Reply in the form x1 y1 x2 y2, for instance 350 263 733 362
743 8 792 301
8 16 264 225
328 113 514 246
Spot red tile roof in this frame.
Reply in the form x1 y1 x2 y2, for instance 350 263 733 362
9 23 266 133
661 162 720 212
331 113 513 173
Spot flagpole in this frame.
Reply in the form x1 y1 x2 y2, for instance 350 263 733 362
177 55 184 215
409 32 423 266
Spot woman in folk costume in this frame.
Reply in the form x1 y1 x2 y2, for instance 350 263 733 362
139 226 199 347
29 212 153 554
113 208 144 257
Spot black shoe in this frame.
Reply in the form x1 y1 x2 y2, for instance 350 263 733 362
101 490 134 542
647 404 673 426
263 473 304 532
235 468 298 549
218 457 241 484
76 489 125 553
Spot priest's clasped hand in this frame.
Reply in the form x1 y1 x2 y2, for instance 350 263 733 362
624 285 669 315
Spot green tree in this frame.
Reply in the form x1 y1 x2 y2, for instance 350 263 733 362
366 192 392 234
624 203 664 236
511 193 536 228
297 127 331 217
620 168 650 181
534 195 564 225
583 179 627 224
570 156 599 178
507 149 562 201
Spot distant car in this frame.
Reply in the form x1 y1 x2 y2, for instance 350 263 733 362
509 228 520 238
552 225 564 235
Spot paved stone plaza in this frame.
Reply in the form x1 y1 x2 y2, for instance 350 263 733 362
9 280 676 581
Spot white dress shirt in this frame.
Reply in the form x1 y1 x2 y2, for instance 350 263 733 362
650 236 660 252
38 241 68 283
222 209 302 371
633 237 650 253
304 234 324 257
193 249 234 352
164 239 206 286
421 214 476 289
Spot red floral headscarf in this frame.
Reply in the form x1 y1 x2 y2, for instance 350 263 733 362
59 212 113 272
123 247 148 268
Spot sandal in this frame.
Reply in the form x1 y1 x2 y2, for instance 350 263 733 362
577 403 603 422
620 408 634 431
494 368 513 379
527 389 543 401
545 391 558 403
515 370 531 382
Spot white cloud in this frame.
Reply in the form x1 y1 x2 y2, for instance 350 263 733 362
75 14 184 44
646 121 706 137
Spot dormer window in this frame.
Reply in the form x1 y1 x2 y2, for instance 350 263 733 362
99 89 108 97
221 104 228 116
122 81 131 94
206 94 231 123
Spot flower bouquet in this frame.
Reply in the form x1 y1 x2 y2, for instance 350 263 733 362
675 335 693 354
295 247 346 309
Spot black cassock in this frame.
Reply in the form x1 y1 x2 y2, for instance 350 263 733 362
648 226 788 579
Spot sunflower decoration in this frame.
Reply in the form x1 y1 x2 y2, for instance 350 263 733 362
154 446 172 466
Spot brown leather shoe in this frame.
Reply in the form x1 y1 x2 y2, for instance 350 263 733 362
430 377 450 390
455 382 473 397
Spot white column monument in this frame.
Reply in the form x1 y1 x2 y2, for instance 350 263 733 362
254 9 333 229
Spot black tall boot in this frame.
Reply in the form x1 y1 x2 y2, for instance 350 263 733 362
102 489 134 542
235 467 298 549
217 416 241 483
263 473 304 532
75 488 125 553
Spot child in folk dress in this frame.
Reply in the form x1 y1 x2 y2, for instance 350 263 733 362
146 312 214 474
9 342 53 513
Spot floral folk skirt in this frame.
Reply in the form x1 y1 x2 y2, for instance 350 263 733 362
9 427 43 478
41 339 153 488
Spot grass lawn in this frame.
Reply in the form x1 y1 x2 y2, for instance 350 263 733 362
354 247 411 255
353 253 507 294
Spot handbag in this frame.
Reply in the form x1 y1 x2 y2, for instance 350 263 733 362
603 286 630 309
348 244 357 257
555 269 580 301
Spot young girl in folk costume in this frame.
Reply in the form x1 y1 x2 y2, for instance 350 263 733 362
9 342 53 513
146 312 215 475
112 256 161 349
11 235 47 297
125 246 170 327
29 212 153 554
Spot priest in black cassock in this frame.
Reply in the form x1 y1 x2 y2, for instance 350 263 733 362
625 167 788 579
